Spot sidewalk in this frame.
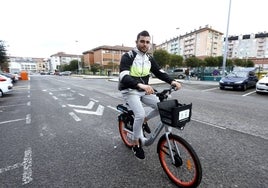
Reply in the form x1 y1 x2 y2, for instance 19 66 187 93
77 75 219 86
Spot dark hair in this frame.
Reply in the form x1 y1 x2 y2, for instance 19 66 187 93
137 30 150 40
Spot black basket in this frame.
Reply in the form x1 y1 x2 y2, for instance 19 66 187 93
157 99 192 128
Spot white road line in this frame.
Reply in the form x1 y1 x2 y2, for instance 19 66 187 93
0 163 22 174
202 87 219 92
22 147 33 185
0 147 33 185
0 103 28 108
107 105 119 112
26 114 31 124
68 101 95 109
0 118 25 125
242 90 256 96
90 98 99 102
192 118 226 130
69 112 81 121
74 105 104 115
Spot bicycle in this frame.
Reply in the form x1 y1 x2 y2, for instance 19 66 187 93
116 87 202 188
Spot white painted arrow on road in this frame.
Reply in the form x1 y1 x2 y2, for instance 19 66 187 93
67 101 95 109
74 105 104 116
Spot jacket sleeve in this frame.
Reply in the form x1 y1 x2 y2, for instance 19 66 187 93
119 53 139 89
150 57 174 84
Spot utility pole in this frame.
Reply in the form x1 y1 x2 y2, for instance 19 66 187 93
222 0 232 77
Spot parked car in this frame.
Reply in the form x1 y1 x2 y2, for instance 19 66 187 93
0 72 16 83
256 73 268 94
219 69 258 91
60 71 72 76
0 75 13 97
166 68 187 79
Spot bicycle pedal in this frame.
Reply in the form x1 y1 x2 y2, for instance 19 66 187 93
143 122 151 134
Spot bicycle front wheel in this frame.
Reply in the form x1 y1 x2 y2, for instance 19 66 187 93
157 134 202 188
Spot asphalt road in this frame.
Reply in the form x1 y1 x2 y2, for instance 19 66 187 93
0 75 267 188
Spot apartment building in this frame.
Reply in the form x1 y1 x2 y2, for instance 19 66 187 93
50 52 81 72
8 56 45 73
223 32 268 68
82 45 133 72
225 33 268 59
157 25 224 59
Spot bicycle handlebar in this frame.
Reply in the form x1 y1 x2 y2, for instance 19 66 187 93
154 86 176 102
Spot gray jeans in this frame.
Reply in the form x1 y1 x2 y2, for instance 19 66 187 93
122 89 160 140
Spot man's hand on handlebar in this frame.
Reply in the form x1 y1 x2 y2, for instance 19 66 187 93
137 83 154 95
171 81 182 90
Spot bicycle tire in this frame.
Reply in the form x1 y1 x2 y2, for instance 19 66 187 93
157 134 202 188
118 119 133 148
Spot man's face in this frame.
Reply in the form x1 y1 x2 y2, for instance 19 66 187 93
136 36 151 53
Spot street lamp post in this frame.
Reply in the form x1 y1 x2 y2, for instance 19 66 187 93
222 0 232 76
176 27 180 55
75 40 80 74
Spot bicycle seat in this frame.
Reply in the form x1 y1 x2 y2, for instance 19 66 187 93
117 104 133 115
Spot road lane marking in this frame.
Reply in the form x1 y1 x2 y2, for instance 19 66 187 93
202 87 219 92
107 105 119 112
74 105 104 116
0 103 29 108
0 163 22 173
242 90 256 96
90 98 99 102
22 147 33 185
192 118 226 130
0 147 33 185
0 118 25 125
68 101 95 109
69 112 81 121
26 114 31 124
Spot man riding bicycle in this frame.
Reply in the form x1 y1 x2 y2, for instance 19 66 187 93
118 30 181 159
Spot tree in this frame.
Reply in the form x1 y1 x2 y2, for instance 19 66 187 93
0 40 9 70
245 60 254 67
204 56 218 67
169 54 183 68
185 56 201 67
69 60 79 71
233 58 244 67
90 63 101 75
153 49 170 68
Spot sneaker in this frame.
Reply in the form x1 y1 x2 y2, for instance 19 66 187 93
142 122 151 134
132 145 145 160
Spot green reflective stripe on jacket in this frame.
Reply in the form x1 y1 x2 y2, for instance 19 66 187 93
130 65 150 77
129 53 151 77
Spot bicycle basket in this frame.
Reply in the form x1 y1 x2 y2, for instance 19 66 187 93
157 99 192 128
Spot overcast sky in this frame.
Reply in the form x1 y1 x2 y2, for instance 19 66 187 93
1 0 266 58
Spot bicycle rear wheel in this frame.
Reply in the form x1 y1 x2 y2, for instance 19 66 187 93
118 119 133 148
157 134 202 188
